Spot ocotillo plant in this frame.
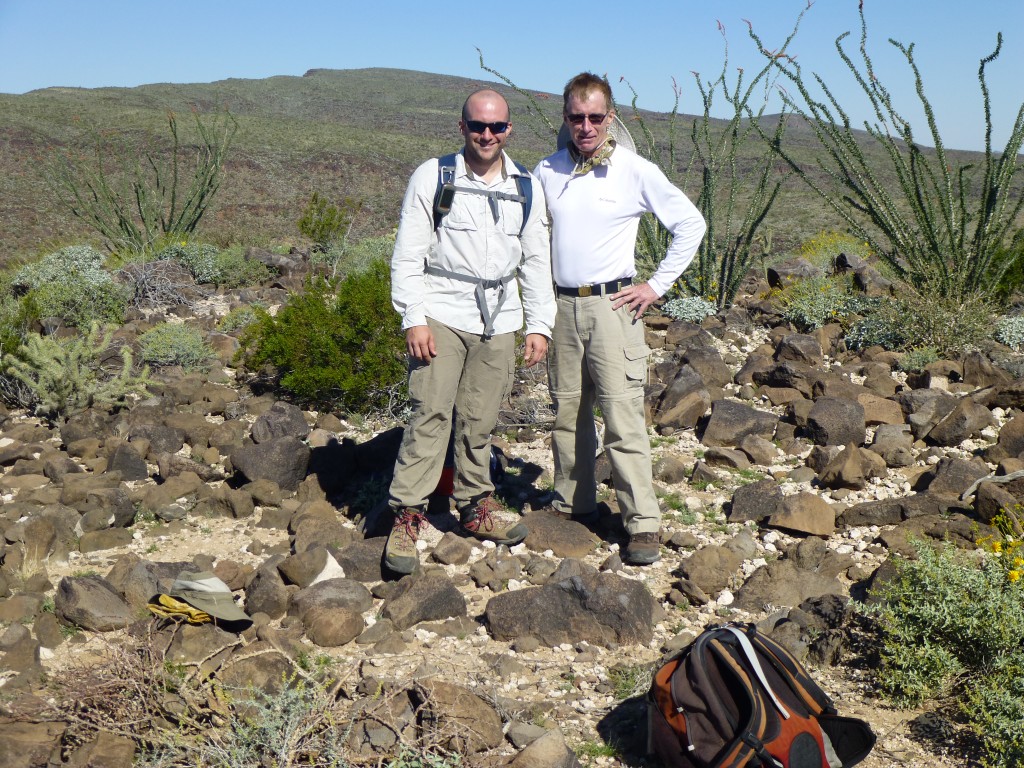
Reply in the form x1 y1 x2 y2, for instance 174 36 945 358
752 3 1024 303
44 109 237 255
623 10 801 309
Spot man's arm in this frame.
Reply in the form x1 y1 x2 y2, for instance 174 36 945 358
612 159 706 318
392 161 438 362
517 176 556 355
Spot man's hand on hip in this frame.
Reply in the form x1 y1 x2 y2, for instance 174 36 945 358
611 282 659 320
406 325 436 363
523 333 548 368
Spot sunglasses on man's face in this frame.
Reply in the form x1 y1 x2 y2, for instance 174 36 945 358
566 113 608 126
464 120 510 135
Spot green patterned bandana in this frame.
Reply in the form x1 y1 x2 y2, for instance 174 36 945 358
569 138 616 177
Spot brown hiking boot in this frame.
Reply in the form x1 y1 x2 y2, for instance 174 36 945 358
625 531 662 565
460 495 528 545
384 506 427 574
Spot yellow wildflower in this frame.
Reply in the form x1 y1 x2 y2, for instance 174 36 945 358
1008 570 1021 582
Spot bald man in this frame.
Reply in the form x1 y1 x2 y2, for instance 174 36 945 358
385 89 556 574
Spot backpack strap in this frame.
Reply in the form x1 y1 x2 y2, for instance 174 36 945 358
432 153 459 231
432 154 534 236
422 264 517 338
723 626 791 719
511 160 533 236
741 624 837 717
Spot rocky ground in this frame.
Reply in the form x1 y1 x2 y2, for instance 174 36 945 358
1 250 1013 767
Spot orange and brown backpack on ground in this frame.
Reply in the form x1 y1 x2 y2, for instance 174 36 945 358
648 622 876 768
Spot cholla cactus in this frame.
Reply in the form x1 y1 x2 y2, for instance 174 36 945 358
3 324 151 418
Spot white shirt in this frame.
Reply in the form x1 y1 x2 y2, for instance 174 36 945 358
533 144 706 296
391 151 555 338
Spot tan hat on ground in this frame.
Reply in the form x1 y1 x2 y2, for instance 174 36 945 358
169 571 252 625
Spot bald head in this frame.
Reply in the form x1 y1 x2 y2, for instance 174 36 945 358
462 89 510 122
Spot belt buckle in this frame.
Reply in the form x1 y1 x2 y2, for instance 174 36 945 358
577 285 593 297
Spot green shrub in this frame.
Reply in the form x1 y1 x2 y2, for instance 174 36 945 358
297 192 361 252
964 651 1024 768
859 537 1024 767
138 323 214 371
661 296 717 324
239 258 405 413
158 242 271 288
29 280 130 328
312 233 397 281
157 242 220 282
212 245 273 288
11 245 108 289
844 302 911 352
845 289 993 355
994 315 1024 350
0 292 33 354
2 324 151 418
798 231 873 271
776 274 853 330
217 305 261 334
896 347 940 372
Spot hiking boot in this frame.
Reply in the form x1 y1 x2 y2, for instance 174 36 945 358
460 496 528 545
384 506 427 574
625 531 662 565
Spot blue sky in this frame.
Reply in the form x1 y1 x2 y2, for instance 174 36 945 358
0 0 1020 152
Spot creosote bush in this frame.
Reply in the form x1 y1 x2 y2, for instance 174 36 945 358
896 346 939 373
844 289 992 356
238 258 405 413
775 274 854 331
138 323 214 371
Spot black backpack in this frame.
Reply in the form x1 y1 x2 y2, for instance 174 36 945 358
647 622 876 768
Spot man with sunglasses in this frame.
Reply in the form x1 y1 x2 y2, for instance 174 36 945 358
533 72 706 566
386 88 555 575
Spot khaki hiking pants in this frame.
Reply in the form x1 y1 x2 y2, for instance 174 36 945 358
548 294 660 535
388 318 515 513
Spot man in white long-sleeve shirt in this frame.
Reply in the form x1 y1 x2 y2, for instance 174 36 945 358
387 88 556 574
533 72 706 565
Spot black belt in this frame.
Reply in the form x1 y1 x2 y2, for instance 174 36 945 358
555 278 632 297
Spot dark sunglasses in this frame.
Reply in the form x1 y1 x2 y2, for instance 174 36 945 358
465 120 510 134
566 112 608 126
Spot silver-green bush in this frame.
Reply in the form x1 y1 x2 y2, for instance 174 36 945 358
12 245 130 328
994 315 1024 350
661 296 718 324
138 323 213 371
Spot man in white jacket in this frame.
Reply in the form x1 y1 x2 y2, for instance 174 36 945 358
387 88 556 574
533 73 706 565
